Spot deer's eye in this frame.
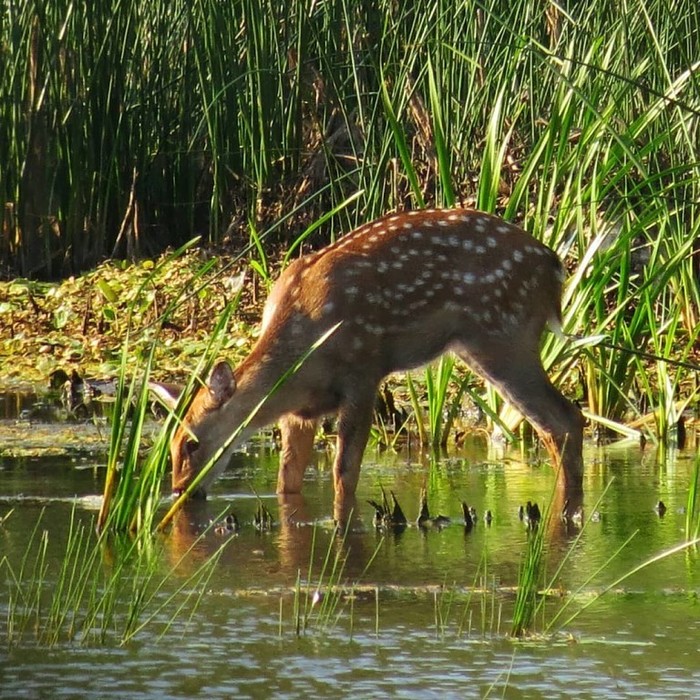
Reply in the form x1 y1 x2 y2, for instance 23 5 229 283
183 438 199 456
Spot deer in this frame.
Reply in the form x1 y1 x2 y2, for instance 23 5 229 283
150 209 584 513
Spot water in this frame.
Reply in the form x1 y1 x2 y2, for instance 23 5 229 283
1 395 699 698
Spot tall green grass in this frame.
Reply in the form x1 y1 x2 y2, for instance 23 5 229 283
1 505 231 648
97 240 237 534
507 479 700 638
2 0 698 443
685 453 700 542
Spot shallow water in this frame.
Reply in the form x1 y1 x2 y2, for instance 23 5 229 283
1 400 699 698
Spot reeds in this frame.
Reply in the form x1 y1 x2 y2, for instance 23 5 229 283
283 520 383 638
685 453 700 542
3 0 698 446
97 241 237 534
1 505 231 648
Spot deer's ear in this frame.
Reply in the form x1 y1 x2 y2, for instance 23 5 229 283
207 361 237 406
148 382 184 412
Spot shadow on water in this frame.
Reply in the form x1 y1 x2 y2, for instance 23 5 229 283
1 397 700 697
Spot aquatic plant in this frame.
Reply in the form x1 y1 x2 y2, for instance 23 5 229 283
2 0 698 452
685 453 700 542
0 506 231 648
97 242 237 534
510 500 550 638
286 519 383 638
507 479 700 638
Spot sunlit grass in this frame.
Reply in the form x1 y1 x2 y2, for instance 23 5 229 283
3 0 700 656
685 453 700 542
97 241 237 534
0 506 231 648
2 0 698 450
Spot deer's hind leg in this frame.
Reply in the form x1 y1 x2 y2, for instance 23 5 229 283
455 339 584 491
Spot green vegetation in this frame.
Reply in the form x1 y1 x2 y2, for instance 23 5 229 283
286 520 383 638
0 505 231 648
507 479 700 639
2 0 699 666
1 0 697 450
686 453 700 541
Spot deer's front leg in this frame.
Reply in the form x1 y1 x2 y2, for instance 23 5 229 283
277 414 318 494
333 389 377 499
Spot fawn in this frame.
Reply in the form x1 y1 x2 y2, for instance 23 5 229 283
151 209 584 504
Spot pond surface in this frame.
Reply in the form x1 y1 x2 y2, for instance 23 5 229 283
1 393 699 698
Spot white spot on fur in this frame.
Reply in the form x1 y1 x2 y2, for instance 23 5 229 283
261 301 276 331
